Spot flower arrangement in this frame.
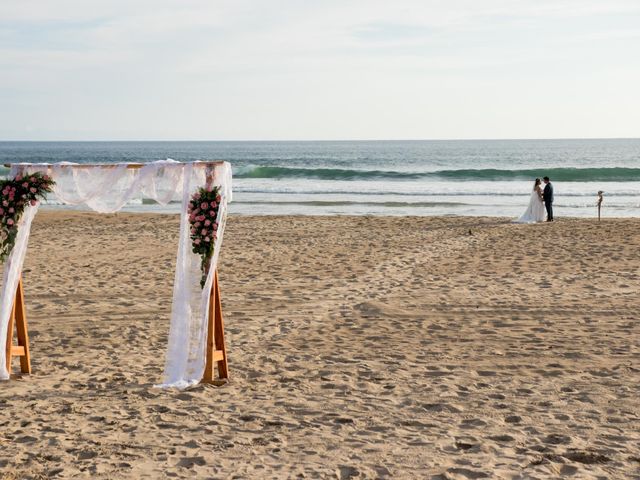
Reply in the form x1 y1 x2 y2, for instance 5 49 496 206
188 185 222 288
0 172 55 262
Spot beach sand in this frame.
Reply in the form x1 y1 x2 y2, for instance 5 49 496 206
1 212 639 479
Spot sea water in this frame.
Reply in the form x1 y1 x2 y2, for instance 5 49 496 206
0 139 638 217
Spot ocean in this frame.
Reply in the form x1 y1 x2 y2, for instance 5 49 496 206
1 139 638 217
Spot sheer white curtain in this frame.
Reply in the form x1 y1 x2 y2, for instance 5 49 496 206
0 161 232 387
0 205 38 380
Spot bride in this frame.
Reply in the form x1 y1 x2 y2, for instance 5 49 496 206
514 178 546 223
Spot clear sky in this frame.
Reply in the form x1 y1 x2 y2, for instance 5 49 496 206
1 0 639 141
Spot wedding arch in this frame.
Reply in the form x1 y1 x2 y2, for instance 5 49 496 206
0 160 232 388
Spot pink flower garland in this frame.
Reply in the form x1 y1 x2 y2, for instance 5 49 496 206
188 185 222 288
0 172 55 261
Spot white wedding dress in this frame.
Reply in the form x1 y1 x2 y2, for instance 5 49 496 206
514 188 546 223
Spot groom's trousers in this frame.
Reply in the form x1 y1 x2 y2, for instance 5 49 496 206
545 201 553 221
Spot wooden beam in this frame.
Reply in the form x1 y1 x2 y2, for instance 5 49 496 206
5 277 31 375
3 161 226 169
212 350 224 362
202 273 217 383
213 271 229 379
11 346 25 356
14 278 31 374
201 269 229 384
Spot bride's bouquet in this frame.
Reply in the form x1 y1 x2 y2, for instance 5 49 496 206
0 172 55 262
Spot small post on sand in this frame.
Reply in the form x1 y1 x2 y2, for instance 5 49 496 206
597 191 603 222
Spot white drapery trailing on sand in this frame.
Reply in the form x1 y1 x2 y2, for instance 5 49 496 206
0 161 232 388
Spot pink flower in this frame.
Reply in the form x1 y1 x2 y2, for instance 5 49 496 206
197 215 205 222
193 208 200 215
216 194 221 202
2 201 7 207
29 177 35 182
15 175 22 181
201 229 207 236
8 194 14 201
204 236 210 242
0 208 4 215
209 210 215 216
30 187 37 193
211 201 217 209
194 192 201 199
30 200 37 206
213 223 218 231
6 219 13 226
189 213 196 221
194 238 201 245
8 207 14 213
200 202 208 210
194 222 201 228
22 182 28 188
204 219 211 226
190 227 196 234
2 188 8 195
43 175 49 181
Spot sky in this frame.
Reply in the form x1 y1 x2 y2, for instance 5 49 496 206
1 0 639 141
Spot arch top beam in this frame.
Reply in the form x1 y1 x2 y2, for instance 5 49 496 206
3 161 227 169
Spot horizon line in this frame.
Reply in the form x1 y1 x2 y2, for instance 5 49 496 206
1 137 639 143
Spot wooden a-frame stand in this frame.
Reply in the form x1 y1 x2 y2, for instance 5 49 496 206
5 277 31 376
4 272 228 382
202 270 229 383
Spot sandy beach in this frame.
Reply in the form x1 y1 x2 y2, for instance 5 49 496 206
1 212 639 479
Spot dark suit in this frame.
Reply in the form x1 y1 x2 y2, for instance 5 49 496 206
543 182 554 221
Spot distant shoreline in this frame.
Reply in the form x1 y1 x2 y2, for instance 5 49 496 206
33 210 635 221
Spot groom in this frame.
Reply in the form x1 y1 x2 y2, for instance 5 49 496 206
543 176 554 222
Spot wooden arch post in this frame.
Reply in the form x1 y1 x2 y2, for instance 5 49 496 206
2 161 230 382
201 270 229 383
5 277 31 376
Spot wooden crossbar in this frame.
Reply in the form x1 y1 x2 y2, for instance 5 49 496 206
3 162 226 169
5 277 31 375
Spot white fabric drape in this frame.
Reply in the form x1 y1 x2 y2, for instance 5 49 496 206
0 161 232 387
0 205 38 380
159 163 232 388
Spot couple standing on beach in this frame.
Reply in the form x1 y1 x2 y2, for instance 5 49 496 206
514 176 554 224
